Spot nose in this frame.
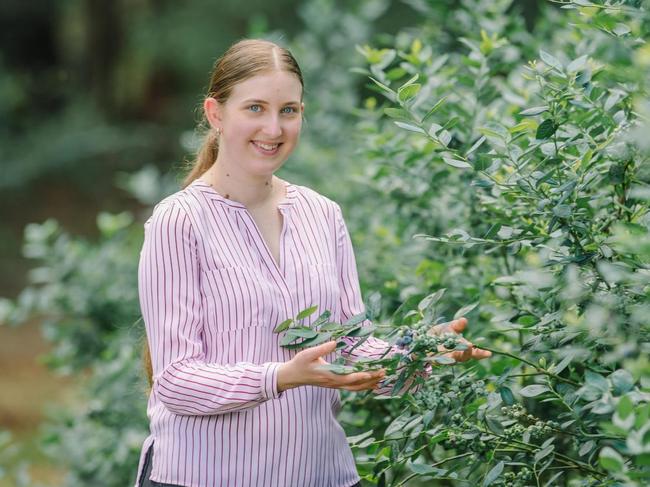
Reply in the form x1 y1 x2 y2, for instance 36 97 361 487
261 114 282 139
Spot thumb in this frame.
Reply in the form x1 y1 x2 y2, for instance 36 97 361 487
298 340 337 361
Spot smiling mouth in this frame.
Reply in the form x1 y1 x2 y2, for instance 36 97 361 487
253 141 280 149
251 141 282 154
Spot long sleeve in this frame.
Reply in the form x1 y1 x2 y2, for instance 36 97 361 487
333 204 426 396
138 200 283 416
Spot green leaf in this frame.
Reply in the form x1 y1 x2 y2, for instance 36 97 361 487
520 385 551 397
319 322 341 332
482 461 504 486
343 313 367 328
534 444 555 463
520 106 549 116
613 23 631 37
453 301 479 320
609 369 634 395
398 83 421 102
567 55 588 73
286 332 333 349
312 310 332 329
273 318 293 333
368 76 394 95
536 119 557 139
279 327 318 346
499 386 515 405
347 430 373 446
409 462 440 475
552 204 572 218
418 289 446 313
599 446 624 473
385 412 411 439
553 354 574 374
422 97 447 122
539 50 563 71
585 371 609 393
347 325 376 337
579 440 595 457
394 121 426 134
399 73 419 89
617 395 634 419
433 356 456 365
443 157 472 169
465 135 486 156
439 129 452 147
383 108 411 120
296 305 318 320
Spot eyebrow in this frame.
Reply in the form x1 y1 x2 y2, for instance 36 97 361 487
241 99 301 106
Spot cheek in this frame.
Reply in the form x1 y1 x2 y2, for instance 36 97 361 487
285 120 302 138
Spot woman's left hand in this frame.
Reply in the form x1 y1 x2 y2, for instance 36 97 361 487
427 317 491 362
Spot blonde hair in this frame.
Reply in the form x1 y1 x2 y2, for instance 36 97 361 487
143 38 304 389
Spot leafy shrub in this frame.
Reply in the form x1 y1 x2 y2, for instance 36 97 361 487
339 0 650 485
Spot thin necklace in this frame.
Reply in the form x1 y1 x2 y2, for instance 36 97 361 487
202 174 275 202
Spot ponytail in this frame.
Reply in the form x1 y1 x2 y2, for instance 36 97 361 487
182 128 219 189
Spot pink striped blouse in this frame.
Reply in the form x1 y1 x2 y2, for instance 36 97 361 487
134 179 402 487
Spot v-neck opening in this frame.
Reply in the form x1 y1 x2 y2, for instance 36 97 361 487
190 177 295 285
242 208 287 277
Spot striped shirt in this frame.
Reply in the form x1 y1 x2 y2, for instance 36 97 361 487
134 179 403 487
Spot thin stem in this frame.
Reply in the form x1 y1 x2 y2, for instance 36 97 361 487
395 453 474 487
479 346 580 387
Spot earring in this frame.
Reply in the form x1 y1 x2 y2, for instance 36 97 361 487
216 127 222 136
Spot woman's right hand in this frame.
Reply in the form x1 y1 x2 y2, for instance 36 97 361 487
277 341 385 392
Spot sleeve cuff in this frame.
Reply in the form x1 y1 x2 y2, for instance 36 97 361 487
261 362 284 400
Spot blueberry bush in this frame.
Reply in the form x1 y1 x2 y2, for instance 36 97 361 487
333 0 650 485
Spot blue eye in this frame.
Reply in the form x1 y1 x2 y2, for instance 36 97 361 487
281 106 297 114
249 104 262 112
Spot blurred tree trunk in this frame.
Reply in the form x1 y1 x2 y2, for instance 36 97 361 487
82 0 124 114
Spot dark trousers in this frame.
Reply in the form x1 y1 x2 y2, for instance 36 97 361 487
139 443 181 487
139 443 362 487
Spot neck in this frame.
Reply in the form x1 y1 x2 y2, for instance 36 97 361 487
203 162 280 210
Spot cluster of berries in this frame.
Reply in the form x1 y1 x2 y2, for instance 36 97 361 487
395 328 415 348
443 429 489 454
395 326 463 354
499 467 532 486
500 404 559 441
412 370 487 414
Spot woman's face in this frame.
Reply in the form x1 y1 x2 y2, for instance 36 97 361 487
206 70 304 179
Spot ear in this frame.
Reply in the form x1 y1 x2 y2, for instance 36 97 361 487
204 97 223 129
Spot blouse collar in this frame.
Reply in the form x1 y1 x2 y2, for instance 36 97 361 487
191 178 297 211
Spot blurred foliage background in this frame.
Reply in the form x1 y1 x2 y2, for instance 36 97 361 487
1 0 648 486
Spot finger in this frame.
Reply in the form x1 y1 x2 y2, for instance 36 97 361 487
449 317 467 333
343 378 384 391
471 347 492 360
450 342 474 362
299 340 337 361
438 338 473 353
344 370 385 386
428 317 468 336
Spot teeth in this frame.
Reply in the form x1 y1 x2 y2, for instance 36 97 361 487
254 142 279 151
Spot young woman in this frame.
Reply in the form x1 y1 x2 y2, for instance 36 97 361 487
134 38 489 487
